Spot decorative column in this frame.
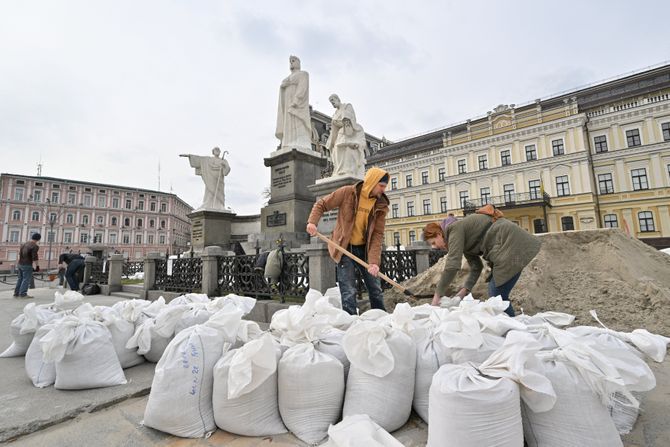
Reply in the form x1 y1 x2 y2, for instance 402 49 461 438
107 253 124 294
408 241 432 274
142 252 162 300
201 245 224 296
304 242 337 293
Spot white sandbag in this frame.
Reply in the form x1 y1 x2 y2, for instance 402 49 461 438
41 316 127 390
233 320 263 348
278 343 344 445
358 308 388 321
99 308 145 368
343 321 416 432
412 327 450 424
324 414 404 447
174 304 213 334
314 328 350 379
25 323 57 388
1 314 35 357
449 332 504 365
54 290 84 311
125 318 172 363
168 293 210 306
428 363 523 447
515 311 575 327
269 305 330 347
303 289 355 330
208 294 257 315
112 298 163 324
1 303 61 358
212 334 286 436
143 310 242 438
609 391 643 435
522 350 623 447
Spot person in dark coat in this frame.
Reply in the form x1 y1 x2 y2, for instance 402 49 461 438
14 233 41 298
58 253 86 291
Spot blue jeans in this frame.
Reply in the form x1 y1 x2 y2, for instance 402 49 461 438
337 245 385 315
14 265 34 296
488 271 522 317
65 259 86 291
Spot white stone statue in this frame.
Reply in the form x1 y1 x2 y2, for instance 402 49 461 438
180 147 231 211
275 55 312 152
326 94 366 178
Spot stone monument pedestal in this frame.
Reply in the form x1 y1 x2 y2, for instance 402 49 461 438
257 148 327 250
188 209 236 252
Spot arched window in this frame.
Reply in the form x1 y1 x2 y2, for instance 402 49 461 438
124 218 130 227
82 215 89 225
137 218 143 228
111 217 117 226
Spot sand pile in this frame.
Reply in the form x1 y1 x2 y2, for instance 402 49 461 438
383 229 670 335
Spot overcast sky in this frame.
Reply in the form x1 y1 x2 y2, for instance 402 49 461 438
2 0 669 215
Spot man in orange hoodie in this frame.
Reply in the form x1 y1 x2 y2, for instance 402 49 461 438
306 167 390 315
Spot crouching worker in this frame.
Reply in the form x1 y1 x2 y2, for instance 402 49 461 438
423 206 541 316
306 167 390 315
58 252 86 291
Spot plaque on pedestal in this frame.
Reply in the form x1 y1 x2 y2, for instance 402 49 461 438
307 174 362 235
188 209 236 252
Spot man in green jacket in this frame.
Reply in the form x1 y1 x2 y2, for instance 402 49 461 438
422 213 541 316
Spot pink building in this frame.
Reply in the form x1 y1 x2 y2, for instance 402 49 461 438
0 173 193 271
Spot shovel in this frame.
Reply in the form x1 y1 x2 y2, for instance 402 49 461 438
314 231 433 299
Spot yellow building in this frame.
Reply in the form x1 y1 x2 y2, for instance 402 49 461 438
367 64 670 249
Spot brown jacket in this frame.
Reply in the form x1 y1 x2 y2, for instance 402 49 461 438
19 240 39 266
308 182 389 265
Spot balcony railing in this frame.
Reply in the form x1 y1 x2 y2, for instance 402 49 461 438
463 192 551 214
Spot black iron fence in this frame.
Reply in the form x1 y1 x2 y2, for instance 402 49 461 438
429 250 448 267
123 261 144 278
349 245 418 297
87 259 108 285
154 257 203 293
216 251 309 302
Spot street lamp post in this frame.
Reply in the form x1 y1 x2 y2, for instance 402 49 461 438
29 196 64 272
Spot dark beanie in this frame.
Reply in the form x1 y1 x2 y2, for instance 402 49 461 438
32 233 42 241
379 173 389 184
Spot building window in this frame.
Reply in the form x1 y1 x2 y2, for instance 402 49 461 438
123 234 130 244
561 216 575 231
32 190 42 202
161 203 167 213
80 233 89 243
480 187 491 204
10 230 20 242
631 168 649 190
423 199 431 215
82 215 89 225
391 204 399 218
12 210 21 220
109 233 117 244
478 155 488 170
47 231 55 243
556 175 570 197
405 175 413 188
662 122 670 141
124 218 131 227
626 129 641 147
594 135 608 153
503 184 515 204
159 235 166 244
409 230 416 244
63 232 73 244
529 180 541 200
97 196 106 208
148 234 154 244
604 214 618 228
533 219 547 234
94 233 103 244
51 191 60 203
66 213 74 224
500 150 511 166
440 196 448 213
138 201 144 210
525 145 537 161
125 199 132 209
391 178 398 190
96 215 104 225
638 211 655 232
31 211 40 221
150 219 155 228
160 220 166 229
49 212 57 223
421 171 429 185
112 198 119 208
14 187 24 201
150 202 156 211
68 192 76 205
459 191 469 208
136 234 142 244
458 159 467 174
598 173 614 194
393 232 400 245
438 168 445 182
552 139 565 156
137 218 143 228
407 201 415 217
83 194 92 207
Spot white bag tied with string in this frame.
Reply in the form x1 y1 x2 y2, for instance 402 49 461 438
302 288 355 330
278 342 344 445
208 294 257 315
1 303 61 358
168 292 210 306
427 331 556 447
314 328 350 380
54 290 84 311
40 315 127 389
25 322 58 388
343 321 416 432
125 318 171 363
515 311 575 327
522 342 626 447
412 326 450 424
174 304 213 335
323 414 404 447
212 334 286 437
143 308 243 438
232 320 263 348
